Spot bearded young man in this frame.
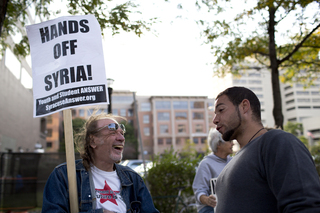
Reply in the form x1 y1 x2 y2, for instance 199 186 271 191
213 86 320 212
42 112 159 213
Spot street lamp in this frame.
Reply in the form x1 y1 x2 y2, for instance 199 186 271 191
107 78 114 114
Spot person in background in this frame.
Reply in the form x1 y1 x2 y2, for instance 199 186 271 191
213 86 320 212
42 112 159 213
192 128 234 213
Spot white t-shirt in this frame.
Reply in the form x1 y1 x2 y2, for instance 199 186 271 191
91 165 126 213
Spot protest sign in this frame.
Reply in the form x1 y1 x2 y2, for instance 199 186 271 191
26 15 108 117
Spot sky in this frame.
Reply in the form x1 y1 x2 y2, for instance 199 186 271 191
101 1 217 98
21 0 316 99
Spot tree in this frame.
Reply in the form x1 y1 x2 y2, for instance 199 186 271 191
283 121 309 148
197 0 320 129
146 149 200 213
122 122 139 159
1 0 155 57
59 117 86 152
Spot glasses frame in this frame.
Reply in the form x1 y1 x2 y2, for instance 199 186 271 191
95 123 126 133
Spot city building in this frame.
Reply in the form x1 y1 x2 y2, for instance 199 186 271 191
0 35 47 153
213 60 320 144
45 90 216 159
280 80 320 145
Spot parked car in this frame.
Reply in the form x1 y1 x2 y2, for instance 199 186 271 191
120 159 151 170
134 161 153 177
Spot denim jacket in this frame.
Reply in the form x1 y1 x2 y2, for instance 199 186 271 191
42 159 159 213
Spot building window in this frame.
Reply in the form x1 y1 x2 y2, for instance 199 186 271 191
113 96 134 103
176 138 182 145
195 124 203 132
72 109 77 117
143 115 150 123
40 118 46 133
298 106 311 109
79 109 85 117
128 120 133 125
112 109 118 115
193 112 204 120
248 80 262 84
201 137 206 144
297 98 310 102
173 101 188 109
175 112 187 120
313 98 320 102
120 109 126 116
158 138 163 145
249 87 263 92
296 91 309 95
155 101 171 109
193 138 198 144
248 73 261 77
284 85 292 90
207 102 214 111
191 101 204 109
160 125 169 134
158 112 170 121
286 99 294 104
288 118 297 122
88 109 94 115
46 142 52 148
47 129 52 137
166 138 172 145
256 94 263 98
311 91 320 95
141 102 151 111
178 124 186 133
233 79 247 84
313 106 320 109
285 92 294 97
128 109 133 116
287 107 295 111
144 127 150 136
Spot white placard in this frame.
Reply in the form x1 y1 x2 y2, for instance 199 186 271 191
26 15 108 117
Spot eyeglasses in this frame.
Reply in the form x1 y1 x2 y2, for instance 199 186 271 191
95 123 126 133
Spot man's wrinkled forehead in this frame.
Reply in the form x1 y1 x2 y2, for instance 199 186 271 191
96 118 117 127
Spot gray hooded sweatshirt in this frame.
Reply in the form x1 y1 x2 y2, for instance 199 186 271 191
192 153 232 212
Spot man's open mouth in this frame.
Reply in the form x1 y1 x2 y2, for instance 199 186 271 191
113 145 123 151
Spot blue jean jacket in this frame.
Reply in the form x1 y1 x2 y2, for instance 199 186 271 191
42 159 159 213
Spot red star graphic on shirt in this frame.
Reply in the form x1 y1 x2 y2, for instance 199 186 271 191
95 180 120 205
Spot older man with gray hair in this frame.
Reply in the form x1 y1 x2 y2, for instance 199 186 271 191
192 128 234 213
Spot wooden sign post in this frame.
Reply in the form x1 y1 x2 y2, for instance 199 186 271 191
63 109 79 212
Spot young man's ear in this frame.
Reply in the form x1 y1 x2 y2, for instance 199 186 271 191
240 99 250 114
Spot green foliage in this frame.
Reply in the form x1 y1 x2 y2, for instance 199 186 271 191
310 144 320 177
198 0 320 79
284 121 310 149
284 121 303 137
1 0 156 57
146 149 200 213
122 122 139 159
196 0 320 128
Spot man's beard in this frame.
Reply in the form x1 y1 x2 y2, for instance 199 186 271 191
222 106 241 141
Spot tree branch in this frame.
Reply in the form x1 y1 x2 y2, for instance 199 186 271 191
278 22 320 65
